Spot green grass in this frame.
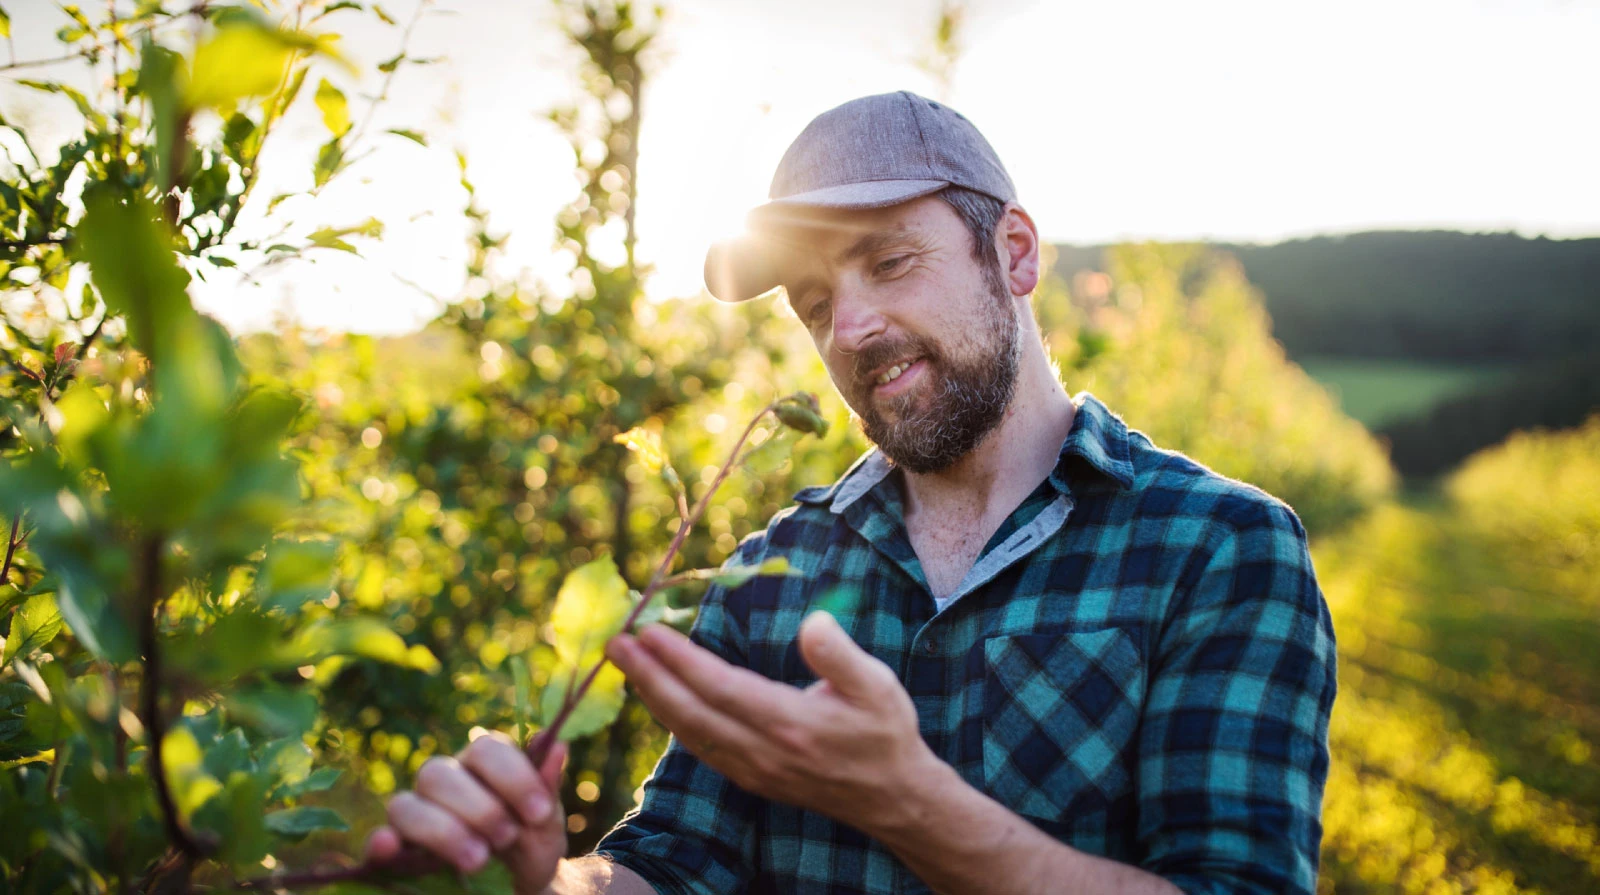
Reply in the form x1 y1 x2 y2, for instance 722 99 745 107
1296 356 1517 430
1315 498 1600 893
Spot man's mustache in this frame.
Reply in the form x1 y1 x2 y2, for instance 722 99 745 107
849 337 936 386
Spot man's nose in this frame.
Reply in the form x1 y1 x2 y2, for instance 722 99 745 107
830 279 886 355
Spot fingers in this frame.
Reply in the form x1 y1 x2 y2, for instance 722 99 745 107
386 790 489 874
606 631 759 759
536 740 568 802
798 610 889 701
415 755 519 851
458 735 556 829
364 825 401 862
629 624 800 726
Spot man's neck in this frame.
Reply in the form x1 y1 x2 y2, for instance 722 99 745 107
899 341 1076 525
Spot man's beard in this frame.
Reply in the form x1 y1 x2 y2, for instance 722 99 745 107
842 263 1021 474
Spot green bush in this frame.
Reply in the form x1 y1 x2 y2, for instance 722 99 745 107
1446 413 1600 603
1041 243 1397 534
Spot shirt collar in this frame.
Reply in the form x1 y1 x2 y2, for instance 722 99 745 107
794 390 1135 515
1049 391 1136 493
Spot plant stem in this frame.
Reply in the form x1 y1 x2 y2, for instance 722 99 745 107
525 400 778 764
1 514 23 591
0 52 86 71
138 534 213 860
238 401 795 891
0 236 66 250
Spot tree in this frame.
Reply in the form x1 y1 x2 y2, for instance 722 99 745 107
0 3 452 890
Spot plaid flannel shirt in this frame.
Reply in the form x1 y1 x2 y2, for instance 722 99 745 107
595 392 1337 895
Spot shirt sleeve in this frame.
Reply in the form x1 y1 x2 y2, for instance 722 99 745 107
591 538 767 895
1134 497 1337 895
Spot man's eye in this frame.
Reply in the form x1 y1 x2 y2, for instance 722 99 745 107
805 299 831 327
874 256 908 276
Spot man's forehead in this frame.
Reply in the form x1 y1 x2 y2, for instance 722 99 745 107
757 197 950 263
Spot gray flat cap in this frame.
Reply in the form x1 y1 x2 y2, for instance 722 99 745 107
704 91 1017 302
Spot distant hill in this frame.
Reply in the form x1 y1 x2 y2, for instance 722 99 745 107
1051 232 1600 477
1053 231 1600 365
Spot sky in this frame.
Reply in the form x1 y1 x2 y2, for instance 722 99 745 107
4 0 1598 333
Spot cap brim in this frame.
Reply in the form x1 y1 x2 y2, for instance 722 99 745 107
703 179 950 302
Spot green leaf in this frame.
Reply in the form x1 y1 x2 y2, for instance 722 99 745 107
260 737 313 789
228 386 301 448
540 663 625 741
202 770 271 868
549 555 631 666
265 806 348 838
52 379 107 470
54 577 136 665
187 23 298 111
710 556 795 588
284 766 341 797
168 608 281 686
256 538 338 613
511 654 533 744
202 728 255 780
631 590 697 631
314 137 343 187
385 127 427 146
161 726 223 822
314 78 350 136
223 685 318 737
135 41 184 191
75 190 191 361
3 594 63 664
319 0 366 16
306 218 382 254
15 79 96 120
279 617 439 672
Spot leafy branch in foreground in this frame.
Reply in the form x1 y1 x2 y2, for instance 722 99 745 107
238 393 829 890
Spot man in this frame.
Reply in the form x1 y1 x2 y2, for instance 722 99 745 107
367 91 1337 894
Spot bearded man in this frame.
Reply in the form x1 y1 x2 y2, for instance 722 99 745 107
368 91 1337 895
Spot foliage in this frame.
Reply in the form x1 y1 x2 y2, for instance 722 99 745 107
1040 243 1397 533
1055 234 1600 481
1057 232 1600 366
13 2 1587 893
1315 497 1600 893
0 2 459 891
232 0 868 862
1445 413 1600 603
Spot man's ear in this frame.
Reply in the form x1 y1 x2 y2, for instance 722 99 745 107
996 204 1041 297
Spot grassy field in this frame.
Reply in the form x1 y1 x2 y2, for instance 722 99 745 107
1296 356 1516 430
1315 497 1600 893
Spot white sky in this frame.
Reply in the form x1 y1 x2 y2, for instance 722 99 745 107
4 0 1598 333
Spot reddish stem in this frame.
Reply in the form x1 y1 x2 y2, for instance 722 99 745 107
237 401 784 891
524 399 778 762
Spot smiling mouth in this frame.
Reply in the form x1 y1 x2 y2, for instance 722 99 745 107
872 357 922 388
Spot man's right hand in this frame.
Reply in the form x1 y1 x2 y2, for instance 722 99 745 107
365 733 569 894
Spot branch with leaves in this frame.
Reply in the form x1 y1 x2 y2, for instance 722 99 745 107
238 393 829 890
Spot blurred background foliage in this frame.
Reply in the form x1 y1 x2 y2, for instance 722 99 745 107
1 1 1596 893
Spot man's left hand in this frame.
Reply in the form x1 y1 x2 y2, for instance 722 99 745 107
604 612 940 834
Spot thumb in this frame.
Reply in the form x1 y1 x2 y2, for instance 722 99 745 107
538 740 567 800
798 611 886 700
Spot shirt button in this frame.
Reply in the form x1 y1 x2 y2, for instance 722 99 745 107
923 637 938 654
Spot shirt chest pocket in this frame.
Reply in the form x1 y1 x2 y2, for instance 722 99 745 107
982 629 1146 826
